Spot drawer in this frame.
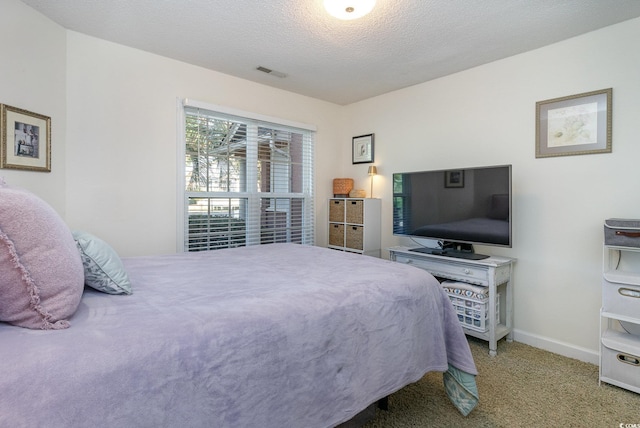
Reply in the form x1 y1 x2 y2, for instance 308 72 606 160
394 254 489 286
345 225 364 250
329 223 344 247
603 278 640 319
605 218 640 248
345 200 364 224
601 329 640 392
329 199 345 222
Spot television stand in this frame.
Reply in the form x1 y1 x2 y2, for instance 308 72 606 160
389 246 516 356
409 246 489 260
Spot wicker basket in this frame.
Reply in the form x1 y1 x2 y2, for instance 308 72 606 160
329 199 345 222
329 224 345 246
333 178 354 197
346 200 364 224
345 225 364 250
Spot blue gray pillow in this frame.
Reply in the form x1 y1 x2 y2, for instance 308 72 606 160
72 231 132 295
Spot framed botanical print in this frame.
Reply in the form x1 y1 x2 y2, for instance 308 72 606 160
536 88 612 158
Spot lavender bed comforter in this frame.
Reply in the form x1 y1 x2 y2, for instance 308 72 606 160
0 244 477 428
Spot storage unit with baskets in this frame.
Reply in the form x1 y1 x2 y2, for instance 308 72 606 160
600 218 640 394
328 198 381 257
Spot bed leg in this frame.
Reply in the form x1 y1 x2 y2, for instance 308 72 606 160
377 396 389 411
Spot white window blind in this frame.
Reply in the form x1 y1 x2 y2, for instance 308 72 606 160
182 104 315 251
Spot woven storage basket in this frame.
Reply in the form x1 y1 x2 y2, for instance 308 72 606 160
329 224 345 246
346 225 364 250
346 200 364 224
333 178 354 197
329 199 345 222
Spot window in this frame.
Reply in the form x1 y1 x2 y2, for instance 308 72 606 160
180 101 315 252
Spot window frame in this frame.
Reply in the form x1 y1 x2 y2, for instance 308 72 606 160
177 99 316 252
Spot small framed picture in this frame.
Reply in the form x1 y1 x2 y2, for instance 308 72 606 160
352 133 374 164
536 88 612 158
1 104 51 172
445 170 464 188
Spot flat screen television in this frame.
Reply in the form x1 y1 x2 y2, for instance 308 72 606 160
392 164 512 260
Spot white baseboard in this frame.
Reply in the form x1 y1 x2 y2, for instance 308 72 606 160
511 329 599 365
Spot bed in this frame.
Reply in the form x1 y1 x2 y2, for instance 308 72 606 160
0 182 478 428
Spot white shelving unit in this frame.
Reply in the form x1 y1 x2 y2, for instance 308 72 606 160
328 198 381 257
388 246 515 356
600 220 640 393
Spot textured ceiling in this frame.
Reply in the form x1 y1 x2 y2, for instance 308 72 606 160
20 0 640 105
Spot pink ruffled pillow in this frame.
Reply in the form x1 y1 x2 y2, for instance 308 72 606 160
0 181 84 329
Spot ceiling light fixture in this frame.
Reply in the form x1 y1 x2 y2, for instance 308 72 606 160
324 0 376 20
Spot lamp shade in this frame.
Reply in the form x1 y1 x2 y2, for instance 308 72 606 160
367 165 377 198
324 0 376 20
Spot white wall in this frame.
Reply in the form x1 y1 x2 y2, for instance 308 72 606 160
64 32 342 257
0 0 67 214
339 17 640 362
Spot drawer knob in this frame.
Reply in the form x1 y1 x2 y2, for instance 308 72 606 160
619 287 640 298
463 268 471 274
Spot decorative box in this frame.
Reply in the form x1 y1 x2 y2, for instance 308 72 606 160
605 219 640 248
601 325 640 393
333 178 354 198
602 275 640 320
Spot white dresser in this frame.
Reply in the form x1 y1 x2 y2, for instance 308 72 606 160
600 219 640 394
389 246 515 356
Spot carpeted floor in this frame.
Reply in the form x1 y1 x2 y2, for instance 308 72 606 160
362 337 640 427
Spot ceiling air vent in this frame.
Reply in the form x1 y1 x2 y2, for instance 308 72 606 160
256 66 287 78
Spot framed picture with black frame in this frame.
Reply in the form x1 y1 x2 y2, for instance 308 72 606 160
444 170 464 188
352 133 374 164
